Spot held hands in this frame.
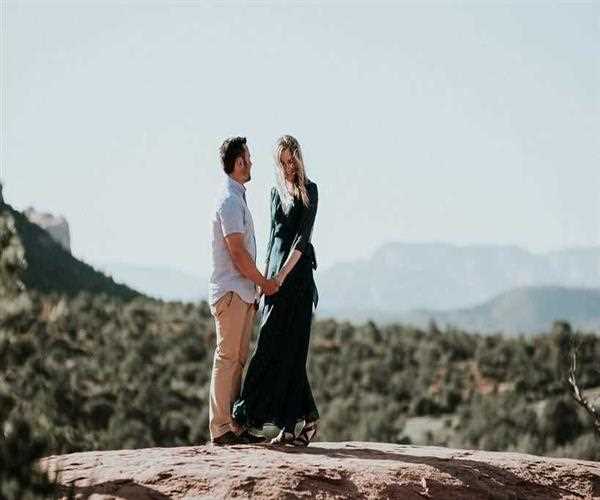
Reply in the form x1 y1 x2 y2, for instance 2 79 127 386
261 278 280 296
258 270 286 298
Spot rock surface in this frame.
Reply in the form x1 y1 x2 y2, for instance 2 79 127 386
41 441 600 499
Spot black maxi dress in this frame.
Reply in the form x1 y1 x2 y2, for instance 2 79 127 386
232 181 319 433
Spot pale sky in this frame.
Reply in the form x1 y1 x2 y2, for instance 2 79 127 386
2 1 599 276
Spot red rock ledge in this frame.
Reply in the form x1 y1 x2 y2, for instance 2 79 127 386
40 441 600 499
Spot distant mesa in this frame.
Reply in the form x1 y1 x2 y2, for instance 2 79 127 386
24 207 71 253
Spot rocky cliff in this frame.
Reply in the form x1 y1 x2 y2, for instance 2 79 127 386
41 441 600 499
24 206 71 252
1 201 138 299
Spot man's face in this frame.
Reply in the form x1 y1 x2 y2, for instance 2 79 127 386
239 145 252 183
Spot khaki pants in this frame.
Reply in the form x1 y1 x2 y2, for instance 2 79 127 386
209 291 255 440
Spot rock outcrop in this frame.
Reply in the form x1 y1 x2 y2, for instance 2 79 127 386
24 206 71 252
3 201 137 299
41 441 600 499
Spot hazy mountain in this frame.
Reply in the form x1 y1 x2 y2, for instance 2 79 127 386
317 286 600 334
316 242 600 316
97 262 206 302
404 286 600 334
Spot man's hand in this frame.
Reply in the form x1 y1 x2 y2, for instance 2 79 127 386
261 278 280 296
225 233 274 292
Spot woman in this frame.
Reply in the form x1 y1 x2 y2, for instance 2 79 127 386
232 135 319 446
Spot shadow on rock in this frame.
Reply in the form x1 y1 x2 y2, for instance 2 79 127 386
57 478 170 500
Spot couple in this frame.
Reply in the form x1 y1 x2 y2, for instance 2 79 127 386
208 135 319 447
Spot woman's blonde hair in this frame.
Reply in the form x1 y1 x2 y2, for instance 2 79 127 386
274 135 310 210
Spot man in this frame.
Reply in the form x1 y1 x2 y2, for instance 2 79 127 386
208 136 279 445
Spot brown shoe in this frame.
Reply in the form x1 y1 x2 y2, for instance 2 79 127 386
211 431 240 446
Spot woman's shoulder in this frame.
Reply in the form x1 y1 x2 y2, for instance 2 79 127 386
306 180 318 193
306 181 318 201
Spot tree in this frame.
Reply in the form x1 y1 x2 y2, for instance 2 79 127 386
567 345 600 437
0 208 58 498
0 209 27 297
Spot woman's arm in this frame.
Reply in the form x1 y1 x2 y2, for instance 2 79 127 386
275 250 302 286
259 188 278 296
275 183 318 286
264 207 276 276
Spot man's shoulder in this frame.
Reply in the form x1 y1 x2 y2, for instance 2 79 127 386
216 189 243 212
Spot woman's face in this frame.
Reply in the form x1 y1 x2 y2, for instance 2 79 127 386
280 148 297 182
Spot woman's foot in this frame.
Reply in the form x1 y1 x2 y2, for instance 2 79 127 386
269 429 296 446
291 420 318 447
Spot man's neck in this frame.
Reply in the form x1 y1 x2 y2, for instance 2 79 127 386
229 174 246 187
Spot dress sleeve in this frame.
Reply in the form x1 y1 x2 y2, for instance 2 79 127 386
292 182 318 254
264 187 278 274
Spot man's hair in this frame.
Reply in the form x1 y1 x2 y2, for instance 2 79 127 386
220 136 247 174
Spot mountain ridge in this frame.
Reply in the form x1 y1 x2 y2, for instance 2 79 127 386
403 285 600 334
1 200 139 300
317 241 600 325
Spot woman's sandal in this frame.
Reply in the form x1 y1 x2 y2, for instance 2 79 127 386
269 430 296 446
291 420 318 447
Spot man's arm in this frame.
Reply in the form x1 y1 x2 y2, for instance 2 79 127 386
225 233 279 296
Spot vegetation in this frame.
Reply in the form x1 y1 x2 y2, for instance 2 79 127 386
1 209 57 499
2 290 599 461
310 319 600 459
